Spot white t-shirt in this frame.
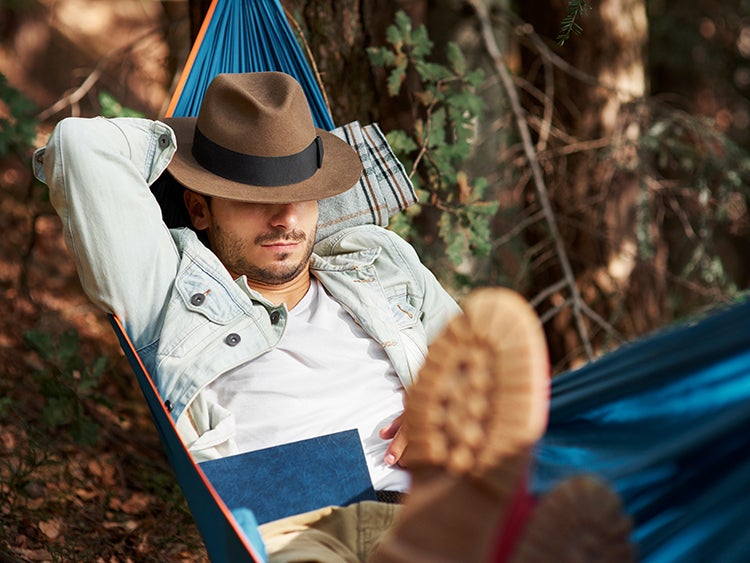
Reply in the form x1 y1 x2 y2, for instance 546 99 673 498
206 278 410 492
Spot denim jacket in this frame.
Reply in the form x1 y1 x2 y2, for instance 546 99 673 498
36 117 461 461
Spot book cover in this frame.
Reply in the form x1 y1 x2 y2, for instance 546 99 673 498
199 429 376 525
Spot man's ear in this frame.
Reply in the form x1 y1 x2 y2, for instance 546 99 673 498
183 190 211 230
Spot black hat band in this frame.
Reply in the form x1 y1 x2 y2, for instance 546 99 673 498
191 126 324 187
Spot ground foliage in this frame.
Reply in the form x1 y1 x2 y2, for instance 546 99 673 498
0 110 207 563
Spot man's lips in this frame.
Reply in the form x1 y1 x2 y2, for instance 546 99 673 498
255 230 306 252
261 241 300 249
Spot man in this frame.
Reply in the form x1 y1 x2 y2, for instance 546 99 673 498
35 72 632 561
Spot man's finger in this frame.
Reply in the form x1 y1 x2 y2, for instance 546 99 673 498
379 418 401 440
384 428 408 467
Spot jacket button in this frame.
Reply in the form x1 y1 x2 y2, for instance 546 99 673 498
158 133 171 149
164 400 173 412
270 310 281 325
225 333 241 346
190 293 206 306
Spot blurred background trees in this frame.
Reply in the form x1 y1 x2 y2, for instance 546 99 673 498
2 0 750 558
2 0 749 370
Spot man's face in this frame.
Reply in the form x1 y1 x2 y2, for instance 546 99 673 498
187 193 318 286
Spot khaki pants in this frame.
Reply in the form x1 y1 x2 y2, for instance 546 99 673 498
259 501 401 563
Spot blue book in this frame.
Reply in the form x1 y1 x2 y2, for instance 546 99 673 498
199 429 377 525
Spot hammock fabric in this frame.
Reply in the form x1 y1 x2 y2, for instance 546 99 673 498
534 298 750 563
166 0 333 130
110 317 267 563
109 1 750 561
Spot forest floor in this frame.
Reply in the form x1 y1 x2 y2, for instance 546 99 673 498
0 146 208 561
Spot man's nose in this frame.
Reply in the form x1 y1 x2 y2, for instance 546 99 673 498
269 203 300 229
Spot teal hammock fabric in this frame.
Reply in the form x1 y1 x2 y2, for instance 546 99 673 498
128 0 750 560
167 0 334 130
533 297 750 563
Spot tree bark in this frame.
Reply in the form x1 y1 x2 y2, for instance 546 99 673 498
188 0 214 42
519 0 650 368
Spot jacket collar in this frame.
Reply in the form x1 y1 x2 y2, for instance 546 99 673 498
310 247 381 272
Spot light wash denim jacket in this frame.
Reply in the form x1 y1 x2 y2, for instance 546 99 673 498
36 117 461 461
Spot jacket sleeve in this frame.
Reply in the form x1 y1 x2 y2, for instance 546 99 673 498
40 117 181 349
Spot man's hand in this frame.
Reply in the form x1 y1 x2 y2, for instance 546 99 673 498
380 414 408 467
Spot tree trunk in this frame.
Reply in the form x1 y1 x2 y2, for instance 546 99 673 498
188 0 214 42
519 0 650 368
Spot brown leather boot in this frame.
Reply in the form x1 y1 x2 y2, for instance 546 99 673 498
509 475 635 563
370 288 550 562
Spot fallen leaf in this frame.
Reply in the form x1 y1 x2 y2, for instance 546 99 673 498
39 518 62 540
0 427 16 450
15 547 52 561
24 482 45 499
76 487 99 500
121 492 150 515
88 459 103 478
26 498 45 510
103 520 139 532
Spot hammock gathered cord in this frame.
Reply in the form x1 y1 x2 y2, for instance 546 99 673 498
115 0 750 561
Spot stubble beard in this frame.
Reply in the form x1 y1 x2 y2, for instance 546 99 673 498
212 227 316 285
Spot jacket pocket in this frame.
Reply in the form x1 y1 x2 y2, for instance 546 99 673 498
387 290 429 378
158 262 246 359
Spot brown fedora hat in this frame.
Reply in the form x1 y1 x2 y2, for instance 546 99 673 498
164 72 363 203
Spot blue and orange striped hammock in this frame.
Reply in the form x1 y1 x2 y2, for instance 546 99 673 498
109 1 750 561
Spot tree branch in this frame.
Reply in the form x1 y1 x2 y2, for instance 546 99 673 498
37 27 161 121
37 67 103 121
467 0 594 360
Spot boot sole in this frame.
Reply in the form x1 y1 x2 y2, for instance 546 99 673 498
406 287 550 499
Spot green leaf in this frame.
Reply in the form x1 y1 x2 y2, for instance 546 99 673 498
466 69 485 87
394 10 412 34
58 329 82 363
41 396 75 428
23 330 55 360
71 418 100 446
387 66 407 97
417 61 451 83
367 47 397 67
441 216 466 266
0 397 12 420
385 130 418 155
411 25 433 58
91 356 108 379
98 91 145 118
445 42 466 74
371 11 498 282
557 0 590 45
0 72 38 156
386 24 405 47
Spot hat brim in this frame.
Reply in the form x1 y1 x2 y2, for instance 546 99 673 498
164 117 363 204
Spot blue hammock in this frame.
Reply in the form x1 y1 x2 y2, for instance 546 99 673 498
110 316 267 563
167 0 333 130
534 297 750 563
111 1 750 561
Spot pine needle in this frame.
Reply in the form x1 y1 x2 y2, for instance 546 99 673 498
557 0 590 45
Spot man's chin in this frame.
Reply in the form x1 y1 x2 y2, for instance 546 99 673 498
251 262 307 285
